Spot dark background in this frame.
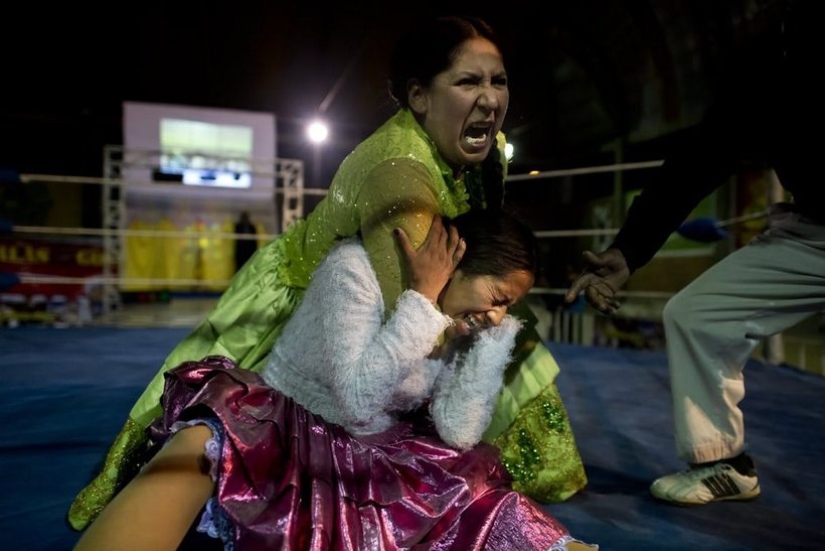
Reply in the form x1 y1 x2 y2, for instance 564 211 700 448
1 1 795 173
0 0 803 287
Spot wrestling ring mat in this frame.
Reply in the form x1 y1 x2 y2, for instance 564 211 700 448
2 161 824 550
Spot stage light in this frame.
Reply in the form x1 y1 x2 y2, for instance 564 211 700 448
306 120 329 144
504 142 514 161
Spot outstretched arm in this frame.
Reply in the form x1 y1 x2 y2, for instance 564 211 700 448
566 95 752 313
564 248 629 315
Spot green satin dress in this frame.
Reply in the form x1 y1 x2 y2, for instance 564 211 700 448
68 109 586 530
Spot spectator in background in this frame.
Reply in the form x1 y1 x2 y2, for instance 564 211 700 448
232 211 257 273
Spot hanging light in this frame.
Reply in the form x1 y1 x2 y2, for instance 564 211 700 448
306 120 329 144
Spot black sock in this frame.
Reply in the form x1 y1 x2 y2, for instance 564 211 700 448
691 453 756 477
724 453 757 476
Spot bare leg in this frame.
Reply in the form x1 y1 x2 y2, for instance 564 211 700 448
74 425 215 551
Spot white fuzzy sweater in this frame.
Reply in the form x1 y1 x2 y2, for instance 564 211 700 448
261 239 522 450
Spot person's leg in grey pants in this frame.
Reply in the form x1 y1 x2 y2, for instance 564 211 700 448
652 207 825 504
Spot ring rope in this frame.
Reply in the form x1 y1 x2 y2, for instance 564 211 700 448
15 275 232 287
9 217 763 241
505 160 664 182
18 162 666 187
715 211 769 227
5 207 769 248
9 273 676 300
16 173 329 195
12 225 274 241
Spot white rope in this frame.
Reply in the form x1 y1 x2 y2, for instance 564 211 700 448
17 275 232 287
9 218 762 241
7 210 767 243
530 287 675 299
6 162 759 303
12 225 276 240
17 173 329 195
11 275 675 300
10 225 622 240
506 160 664 182
715 211 769 227
20 160 669 190
534 228 619 238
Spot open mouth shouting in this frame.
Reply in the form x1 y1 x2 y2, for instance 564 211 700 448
463 122 493 152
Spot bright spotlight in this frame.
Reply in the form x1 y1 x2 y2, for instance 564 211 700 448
504 142 514 161
307 120 329 144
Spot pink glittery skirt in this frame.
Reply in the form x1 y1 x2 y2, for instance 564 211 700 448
147 356 576 550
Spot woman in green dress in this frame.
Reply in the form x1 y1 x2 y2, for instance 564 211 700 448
69 14 587 531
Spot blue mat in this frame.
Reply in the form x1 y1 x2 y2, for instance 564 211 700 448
2 327 824 550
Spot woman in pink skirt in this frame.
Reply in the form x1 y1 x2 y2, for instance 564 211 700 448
74 210 597 551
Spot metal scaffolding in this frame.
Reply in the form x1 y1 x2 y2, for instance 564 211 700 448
100 145 305 316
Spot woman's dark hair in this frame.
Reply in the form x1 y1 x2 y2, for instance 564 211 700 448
448 209 538 279
389 15 508 213
388 15 503 109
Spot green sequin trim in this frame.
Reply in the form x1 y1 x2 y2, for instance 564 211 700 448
68 419 149 530
493 384 588 503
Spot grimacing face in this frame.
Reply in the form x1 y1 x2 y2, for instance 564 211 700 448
438 269 533 337
408 37 509 174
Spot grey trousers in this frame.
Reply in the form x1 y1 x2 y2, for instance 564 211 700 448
662 203 825 464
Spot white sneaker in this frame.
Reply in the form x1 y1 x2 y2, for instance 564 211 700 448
650 463 761 505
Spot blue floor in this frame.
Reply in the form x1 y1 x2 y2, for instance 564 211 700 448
2 327 824 550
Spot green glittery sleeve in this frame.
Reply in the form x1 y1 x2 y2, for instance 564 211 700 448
357 159 444 313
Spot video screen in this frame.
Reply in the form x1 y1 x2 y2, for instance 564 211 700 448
157 119 254 189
